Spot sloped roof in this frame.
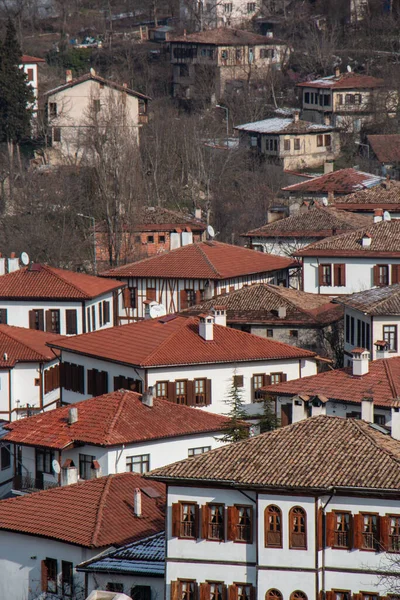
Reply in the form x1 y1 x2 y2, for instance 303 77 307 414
181 283 343 326
96 207 206 234
101 241 295 279
235 117 332 135
368 135 400 164
334 179 400 211
339 284 400 315
77 531 165 577
297 72 384 90
295 220 400 257
281 168 383 195
147 415 400 491
21 55 45 63
45 71 150 100
244 206 371 238
0 325 62 367
0 264 123 300
0 473 165 548
49 314 315 368
262 356 400 407
3 390 230 449
169 28 286 46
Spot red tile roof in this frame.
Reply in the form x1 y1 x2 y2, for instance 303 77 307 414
295 219 400 258
169 28 286 46
45 72 150 100
0 473 165 548
3 390 231 449
0 325 62 367
262 356 400 407
20 54 45 63
334 179 400 211
281 168 382 195
368 135 400 163
101 241 295 279
49 315 315 367
297 72 384 90
147 415 400 492
0 264 124 300
339 284 400 316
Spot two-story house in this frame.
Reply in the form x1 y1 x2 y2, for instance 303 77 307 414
47 311 317 418
20 54 45 113
180 0 262 29
0 263 124 335
44 69 150 162
295 217 400 295
148 413 400 599
168 28 289 102
100 241 295 322
334 177 400 218
235 113 340 170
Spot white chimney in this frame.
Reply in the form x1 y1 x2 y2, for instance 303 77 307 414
361 233 372 248
143 300 152 320
195 207 202 220
199 313 214 341
66 69 73 82
170 232 181 250
311 396 327 417
142 386 154 407
334 66 341 78
61 459 78 486
134 488 142 517
91 460 101 479
266 30 273 38
352 348 370 376
324 160 334 174
0 256 5 276
374 209 383 224
8 253 19 273
212 306 227 327
375 340 390 359
361 396 374 423
292 395 309 423
181 231 193 246
68 407 78 425
278 306 287 319
293 111 300 123
391 403 400 440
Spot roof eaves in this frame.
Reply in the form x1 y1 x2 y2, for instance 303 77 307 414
91 476 113 547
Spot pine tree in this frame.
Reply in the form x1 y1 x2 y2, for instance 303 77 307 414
0 19 34 143
259 396 280 434
220 373 250 443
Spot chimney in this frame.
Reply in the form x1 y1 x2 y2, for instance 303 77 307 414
199 313 214 341
66 69 73 82
142 386 154 407
68 406 78 425
374 340 390 359
311 396 327 417
134 488 142 517
324 114 331 126
143 300 153 320
212 306 227 327
266 30 273 38
0 256 5 276
324 159 334 174
195 207 202 220
293 111 300 123
90 67 96 76
361 396 374 423
292 395 309 423
123 82 128 88
327 190 334 204
278 306 287 319
391 402 400 440
334 66 340 78
361 233 372 248
184 29 187 38
61 459 78 486
374 208 383 224
90 460 101 479
352 348 370 377
7 254 19 273
384 174 391 190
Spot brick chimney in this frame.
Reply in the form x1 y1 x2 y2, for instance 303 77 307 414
199 313 214 341
352 348 370 376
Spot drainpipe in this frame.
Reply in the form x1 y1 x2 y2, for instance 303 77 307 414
321 487 335 598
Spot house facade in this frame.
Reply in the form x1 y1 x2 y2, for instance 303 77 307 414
180 0 262 29
101 241 295 322
367 135 400 180
235 114 340 170
20 54 45 113
148 415 400 600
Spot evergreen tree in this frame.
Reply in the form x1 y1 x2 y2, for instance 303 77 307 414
0 19 34 143
259 396 280 434
220 373 250 443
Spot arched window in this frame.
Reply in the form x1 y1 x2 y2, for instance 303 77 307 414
289 506 307 549
290 592 308 600
264 505 282 547
266 589 283 600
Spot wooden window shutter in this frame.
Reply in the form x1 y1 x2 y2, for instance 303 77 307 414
194 503 200 538
79 365 84 393
180 289 188 310
0 309 7 324
339 264 346 286
249 587 256 600
114 375 121 391
205 379 212 405
333 264 339 286
281 373 287 382
248 507 254 544
221 585 228 600
195 290 202 304
103 301 110 323
41 560 48 592
38 310 44 331
186 380 194 405
379 515 390 551
29 310 36 329
251 376 255 401
318 265 324 287
353 595 363 600
227 505 237 540
167 381 175 402
326 593 335 600
45 310 53 332
170 581 179 600
147 287 156 301
228 585 237 600
265 374 271 386
317 507 323 550
348 513 354 549
326 512 335 547
353 513 363 549
171 503 181 537
123 287 131 308
373 265 380 286
200 583 210 600
66 309 77 335
392 264 400 284
201 504 209 539
87 369 95 396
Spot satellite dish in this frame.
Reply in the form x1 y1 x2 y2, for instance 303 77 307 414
20 252 30 266
207 225 215 239
347 65 352 72
52 459 61 474
383 211 391 221
149 302 167 319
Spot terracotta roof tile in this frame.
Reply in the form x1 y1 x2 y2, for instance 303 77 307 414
281 168 382 195
0 473 165 548
367 135 400 163
45 72 150 100
3 390 231 449
0 264 123 300
297 72 384 90
334 178 400 211
49 315 315 367
147 415 400 491
0 325 63 367
339 284 400 315
21 54 45 63
169 28 286 46
101 241 295 279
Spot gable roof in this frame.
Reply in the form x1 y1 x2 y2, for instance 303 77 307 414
295 220 400 258
77 531 165 577
3 390 231 450
281 168 383 195
169 28 286 46
0 325 62 367
368 135 400 164
180 283 343 327
244 206 371 239
339 284 400 316
0 264 124 300
261 356 400 408
49 314 315 368
235 117 332 135
297 72 384 90
334 179 400 211
147 415 400 492
20 54 45 63
45 71 150 100
101 241 295 279
0 473 165 548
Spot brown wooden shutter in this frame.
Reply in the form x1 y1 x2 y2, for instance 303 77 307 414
45 310 52 332
167 381 175 403
79 365 84 393
103 301 110 323
348 513 354 549
186 380 194 406
340 264 346 287
123 287 131 308
353 513 363 549
180 289 188 310
317 507 323 550
353 595 363 600
249 587 256 600
114 376 121 391
29 310 36 329
334 264 339 286
66 309 77 335
379 515 390 551
228 585 237 600
318 265 324 287
281 373 287 382
326 511 335 547
326 592 335 600
87 369 94 395
171 503 181 537
194 503 200 538
41 560 48 592
147 287 156 301
0 309 7 324
38 310 44 331
227 505 237 541
200 583 210 600
373 265 380 286
170 581 179 600
251 376 255 401
205 379 212 405
392 264 400 284
221 585 227 600
265 374 271 386
248 507 254 544
201 504 209 539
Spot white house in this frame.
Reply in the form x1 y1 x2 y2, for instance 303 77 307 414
180 0 262 29
100 240 296 323
295 217 400 295
0 263 124 335
48 311 318 418
20 54 45 113
0 472 165 600
1 389 233 496
147 413 400 600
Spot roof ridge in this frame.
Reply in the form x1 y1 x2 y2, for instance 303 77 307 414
103 392 130 445
383 359 400 399
42 265 90 298
352 418 400 467
91 475 114 547
0 327 46 360
196 243 221 277
141 317 195 366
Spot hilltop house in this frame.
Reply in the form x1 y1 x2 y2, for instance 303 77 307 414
20 54 45 113
100 241 295 322
180 0 262 29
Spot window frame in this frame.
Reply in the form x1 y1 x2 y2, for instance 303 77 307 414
155 380 169 399
387 514 400 553
126 454 150 474
204 503 225 541
264 505 283 548
332 510 352 549
231 504 253 544
1 443 11 470
44 557 58 594
177 502 199 540
79 453 96 480
289 506 307 550
359 512 379 551
383 325 397 352
61 560 74 597
188 446 211 457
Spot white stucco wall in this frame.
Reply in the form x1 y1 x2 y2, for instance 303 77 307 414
86 571 164 600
